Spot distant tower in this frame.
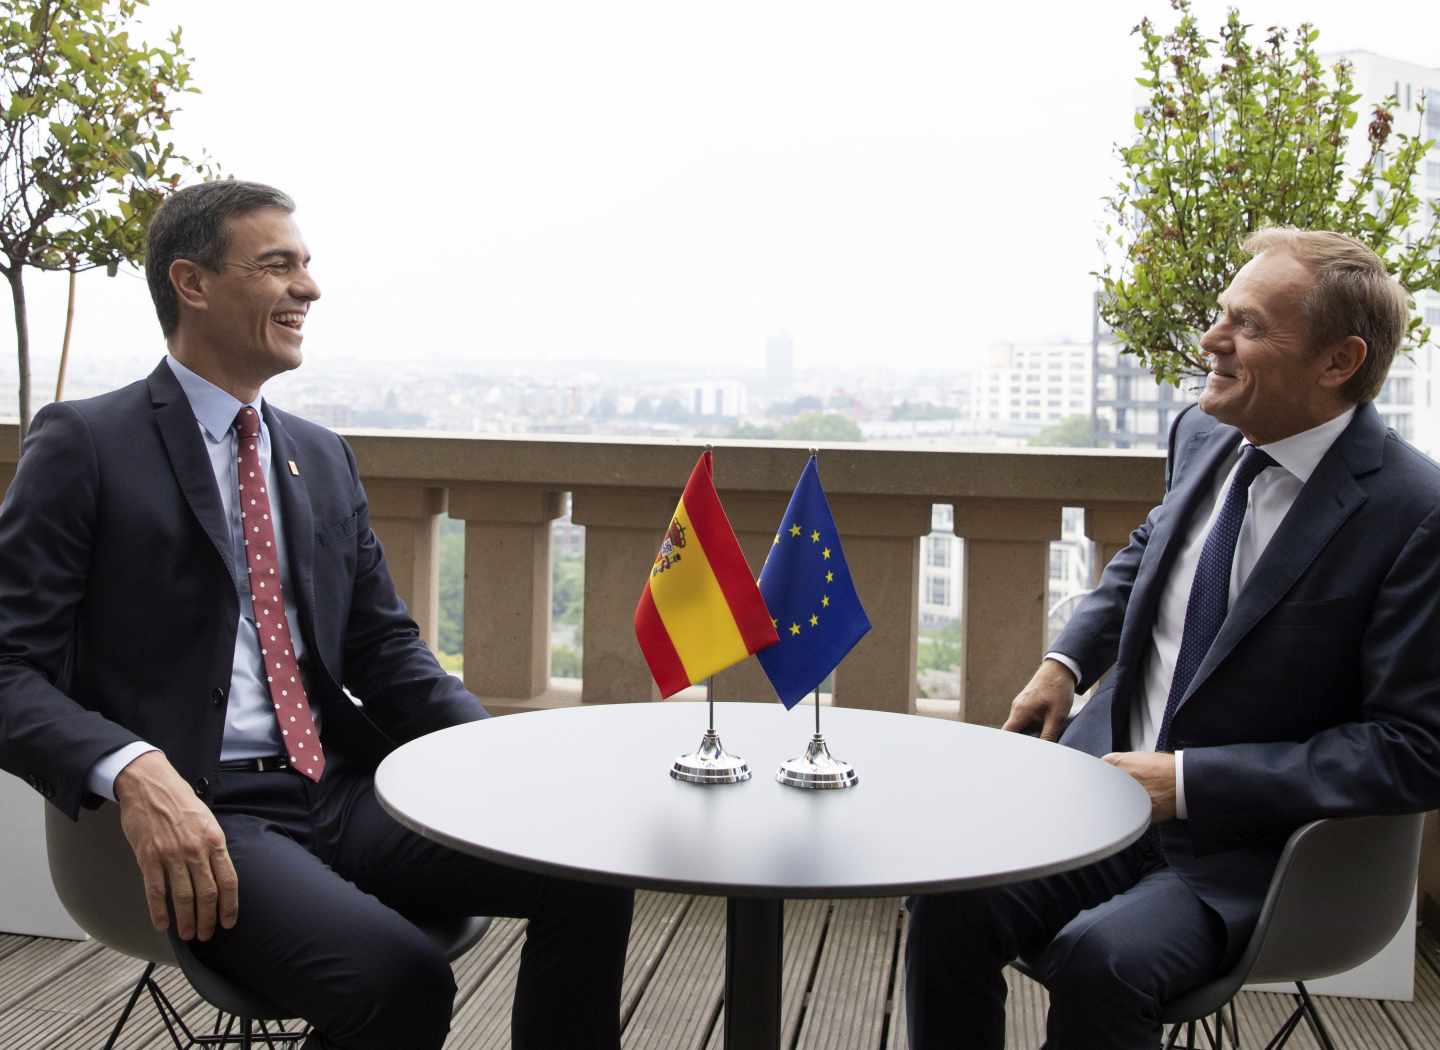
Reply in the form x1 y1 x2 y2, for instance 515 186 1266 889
765 332 796 399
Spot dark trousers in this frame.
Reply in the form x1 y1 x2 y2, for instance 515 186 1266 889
905 830 1233 1050
186 765 635 1050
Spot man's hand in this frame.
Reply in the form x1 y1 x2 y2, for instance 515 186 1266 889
114 751 238 941
1103 751 1177 823
1001 659 1076 741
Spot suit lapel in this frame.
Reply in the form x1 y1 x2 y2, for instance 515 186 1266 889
1122 424 1241 651
1180 405 1380 703
264 407 319 632
148 362 233 578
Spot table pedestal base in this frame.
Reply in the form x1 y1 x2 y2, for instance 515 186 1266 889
725 897 783 1050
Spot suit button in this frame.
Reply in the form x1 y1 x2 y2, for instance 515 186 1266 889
211 687 227 706
194 777 210 799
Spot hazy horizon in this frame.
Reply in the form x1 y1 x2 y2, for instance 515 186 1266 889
3 0 1436 405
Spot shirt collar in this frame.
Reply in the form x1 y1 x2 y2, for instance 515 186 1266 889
165 356 265 443
1249 406 1357 484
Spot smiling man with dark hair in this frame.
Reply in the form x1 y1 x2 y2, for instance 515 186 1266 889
0 180 633 1050
905 229 1440 1049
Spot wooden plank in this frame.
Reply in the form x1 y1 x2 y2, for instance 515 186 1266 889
623 893 693 1029
445 926 525 1050
1382 935 1440 1050
451 917 527 1010
37 963 206 1050
1004 966 1050 1050
0 937 100 1012
446 893 693 1049
886 907 910 1050
0 934 33 964
795 898 900 1050
706 899 831 1050
0 945 148 1049
1232 988 1409 1050
622 895 725 1050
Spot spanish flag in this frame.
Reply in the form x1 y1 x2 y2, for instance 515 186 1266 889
635 450 780 697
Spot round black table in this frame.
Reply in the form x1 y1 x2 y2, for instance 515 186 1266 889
374 702 1150 1049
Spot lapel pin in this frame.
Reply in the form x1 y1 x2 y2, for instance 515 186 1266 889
288 460 301 477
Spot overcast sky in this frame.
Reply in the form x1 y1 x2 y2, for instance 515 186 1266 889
6 0 1439 390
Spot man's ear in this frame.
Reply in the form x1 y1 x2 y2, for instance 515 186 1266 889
1318 335 1367 393
169 259 210 315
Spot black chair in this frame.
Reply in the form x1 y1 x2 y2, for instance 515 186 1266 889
1013 813 1425 1050
45 800 490 1049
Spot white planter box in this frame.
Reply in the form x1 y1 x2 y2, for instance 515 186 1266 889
0 771 86 939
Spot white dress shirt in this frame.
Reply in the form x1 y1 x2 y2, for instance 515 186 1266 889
1048 406 1356 819
85 356 312 800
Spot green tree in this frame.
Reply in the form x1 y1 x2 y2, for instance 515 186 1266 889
552 553 584 626
1 0 216 446
1100 0 1440 386
1028 415 1098 448
436 517 464 659
917 619 962 674
777 412 863 442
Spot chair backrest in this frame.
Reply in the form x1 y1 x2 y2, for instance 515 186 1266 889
1240 813 1424 985
44 801 178 967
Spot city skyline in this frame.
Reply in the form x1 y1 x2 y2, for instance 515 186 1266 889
1 0 1436 401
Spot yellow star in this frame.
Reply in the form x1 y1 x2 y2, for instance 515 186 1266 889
771 617 778 628
810 529 820 542
825 570 834 583
789 622 801 636
822 547 832 560
789 524 802 538
821 595 830 608
772 534 779 545
809 613 819 627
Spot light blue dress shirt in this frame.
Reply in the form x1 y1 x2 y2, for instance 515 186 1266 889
86 356 314 800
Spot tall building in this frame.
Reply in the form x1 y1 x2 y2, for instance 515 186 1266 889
1324 51 1440 457
1091 292 1199 450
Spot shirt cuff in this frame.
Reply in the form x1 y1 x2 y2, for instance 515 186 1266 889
86 742 161 802
1174 750 1187 821
1043 652 1082 686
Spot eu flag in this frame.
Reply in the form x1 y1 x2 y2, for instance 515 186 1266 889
757 456 871 708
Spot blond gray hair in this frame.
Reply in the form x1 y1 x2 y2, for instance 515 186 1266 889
1241 228 1409 403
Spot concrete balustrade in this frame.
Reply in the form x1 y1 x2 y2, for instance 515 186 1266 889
2 422 1437 931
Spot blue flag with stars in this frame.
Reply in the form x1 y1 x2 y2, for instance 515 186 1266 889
757 456 871 709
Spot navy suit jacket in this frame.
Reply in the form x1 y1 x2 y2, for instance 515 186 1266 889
0 360 487 819
1052 400 1440 952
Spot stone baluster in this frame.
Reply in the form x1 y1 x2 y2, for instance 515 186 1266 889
364 481 448 650
1083 501 1154 586
448 484 563 700
569 487 678 704
953 499 1064 727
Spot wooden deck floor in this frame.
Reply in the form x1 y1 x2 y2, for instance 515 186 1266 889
3 894 1439 1049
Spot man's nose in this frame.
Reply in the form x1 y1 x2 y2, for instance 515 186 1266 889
293 271 321 302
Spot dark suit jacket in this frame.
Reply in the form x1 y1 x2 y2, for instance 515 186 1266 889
1052 400 1440 952
0 360 486 820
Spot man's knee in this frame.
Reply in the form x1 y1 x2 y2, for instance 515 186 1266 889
340 929 456 1049
907 888 1016 964
1043 918 1155 1010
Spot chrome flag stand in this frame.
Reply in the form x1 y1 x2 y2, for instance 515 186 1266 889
671 678 751 784
776 685 857 790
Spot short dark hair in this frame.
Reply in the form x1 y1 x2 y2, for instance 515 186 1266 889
145 180 296 336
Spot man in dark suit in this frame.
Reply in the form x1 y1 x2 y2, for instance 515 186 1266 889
0 181 633 1050
905 229 1440 1049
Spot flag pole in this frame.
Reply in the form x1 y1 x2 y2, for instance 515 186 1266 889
669 445 751 786
776 447 858 790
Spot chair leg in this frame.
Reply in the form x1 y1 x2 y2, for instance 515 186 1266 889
240 1017 253 1050
103 964 156 1050
1264 999 1306 1050
1295 982 1339 1050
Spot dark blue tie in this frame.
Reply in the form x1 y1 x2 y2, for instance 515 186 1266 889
1155 444 1277 752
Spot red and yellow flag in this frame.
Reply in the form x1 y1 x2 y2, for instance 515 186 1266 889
635 450 779 697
